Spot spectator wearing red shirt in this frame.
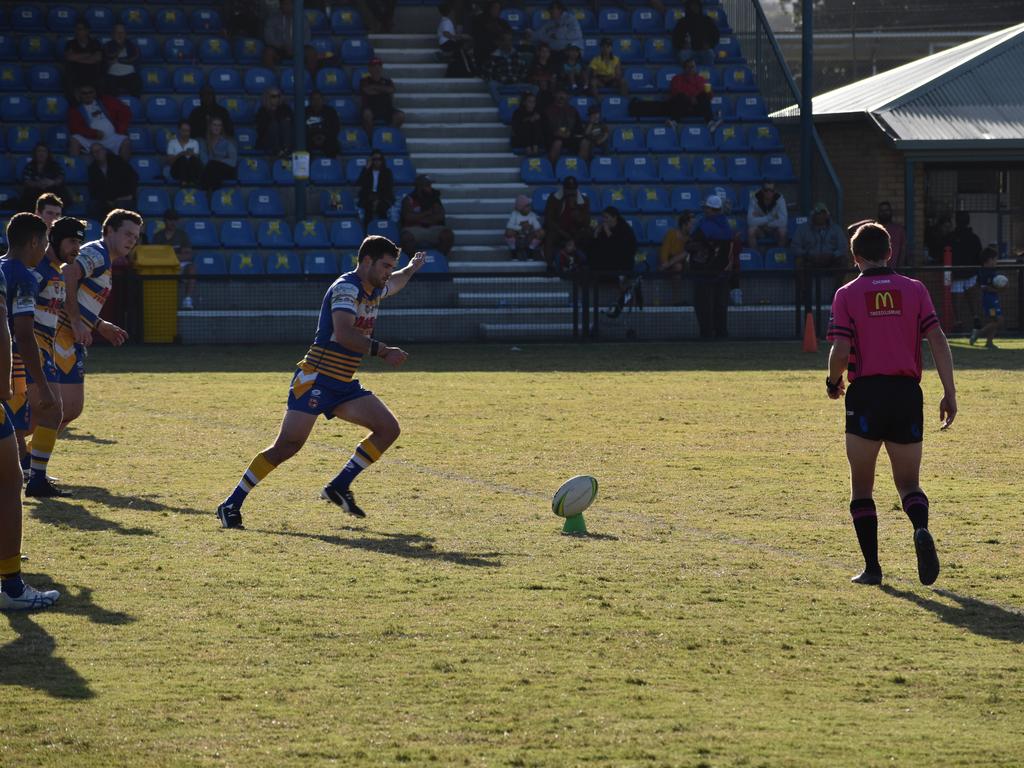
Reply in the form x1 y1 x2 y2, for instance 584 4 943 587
68 86 132 160
667 57 714 126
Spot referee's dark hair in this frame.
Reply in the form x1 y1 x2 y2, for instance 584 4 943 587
850 222 891 263
358 235 400 263
5 212 48 250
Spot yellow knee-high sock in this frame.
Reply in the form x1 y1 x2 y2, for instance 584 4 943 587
29 425 58 479
229 452 278 504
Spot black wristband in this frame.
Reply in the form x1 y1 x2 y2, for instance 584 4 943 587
826 376 841 395
369 340 381 357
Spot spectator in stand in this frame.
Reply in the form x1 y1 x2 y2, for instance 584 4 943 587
527 43 557 111
437 3 477 77
400 175 454 256
263 0 311 67
357 0 397 34
198 117 238 191
360 58 406 141
189 86 236 139
35 192 65 230
484 33 529 103
19 144 70 213
356 150 395 229
255 88 294 158
224 0 265 39
306 90 341 158
543 175 591 271
660 211 693 274
510 92 545 157
504 194 544 261
532 1 583 65
164 121 204 187
944 210 983 332
589 206 636 274
544 89 589 167
876 201 907 267
686 195 735 339
747 181 788 248
68 86 132 160
87 143 138 221
63 20 104 98
102 23 142 98
580 104 609 160
672 0 720 66
792 201 846 301
560 45 586 95
588 38 626 98
473 0 513 67
665 57 717 129
149 210 196 309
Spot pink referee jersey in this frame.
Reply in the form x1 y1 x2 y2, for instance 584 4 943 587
827 267 940 382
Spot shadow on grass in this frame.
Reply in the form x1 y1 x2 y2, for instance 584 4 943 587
881 585 1024 643
262 527 504 568
27 484 208 535
60 429 118 445
0 582 134 699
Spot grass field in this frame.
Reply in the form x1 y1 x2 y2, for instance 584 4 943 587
3 339 1024 767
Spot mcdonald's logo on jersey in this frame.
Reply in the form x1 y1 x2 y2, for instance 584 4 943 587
866 289 902 316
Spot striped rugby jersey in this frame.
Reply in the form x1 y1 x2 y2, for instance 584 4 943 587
32 254 66 354
0 257 38 385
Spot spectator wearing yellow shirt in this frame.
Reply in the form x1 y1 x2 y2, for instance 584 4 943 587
659 212 693 304
588 38 626 97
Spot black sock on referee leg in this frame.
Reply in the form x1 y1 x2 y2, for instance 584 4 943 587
850 499 880 572
902 491 929 530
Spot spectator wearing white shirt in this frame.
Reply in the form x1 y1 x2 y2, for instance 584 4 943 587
437 3 477 77
747 181 788 248
102 23 142 97
504 194 545 260
165 121 204 187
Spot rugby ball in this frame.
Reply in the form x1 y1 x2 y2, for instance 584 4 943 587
552 475 598 518
993 274 1009 288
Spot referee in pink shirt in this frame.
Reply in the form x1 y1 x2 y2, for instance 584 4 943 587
826 222 957 586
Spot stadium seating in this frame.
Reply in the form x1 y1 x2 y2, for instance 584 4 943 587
221 219 258 248
624 155 657 182
658 155 692 183
267 251 302 276
294 219 331 248
304 251 338 275
35 95 67 122
194 252 228 275
590 156 623 184
174 189 210 217
521 157 555 184
137 189 170 217
238 158 273 186
248 188 285 217
556 156 589 182
185 219 219 248
321 189 357 217
310 158 345 186
330 219 364 248
211 188 248 217
229 252 263 275
387 157 416 185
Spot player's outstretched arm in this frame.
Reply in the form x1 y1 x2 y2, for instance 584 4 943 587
385 251 427 297
925 326 957 428
826 339 850 399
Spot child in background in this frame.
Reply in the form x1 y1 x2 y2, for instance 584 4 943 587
504 195 545 260
560 45 586 94
972 247 1004 349
581 104 610 159
557 238 582 273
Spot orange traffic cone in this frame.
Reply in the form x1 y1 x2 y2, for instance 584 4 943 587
802 312 819 353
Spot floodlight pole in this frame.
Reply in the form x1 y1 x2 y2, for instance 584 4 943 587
800 0 813 215
293 0 307 219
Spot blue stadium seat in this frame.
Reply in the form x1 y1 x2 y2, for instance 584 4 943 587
764 246 794 269
305 8 329 34
737 248 764 270
556 156 589 182
0 35 14 61
715 36 743 63
330 8 364 34
387 156 416 185
706 184 737 213
247 188 284 217
185 219 219 248
137 189 170 217
222 96 254 123
238 158 272 186
694 155 727 183
330 218 364 248
750 124 782 151
581 36 600 62
194 252 227 275
0 188 19 213
696 64 722 92
7 126 40 153
266 251 302 276
131 157 161 183
0 64 23 91
736 95 767 121
724 65 756 93
191 8 222 33
715 124 748 152
28 64 60 92
200 37 233 64
521 157 555 184
613 37 643 64
19 35 53 61
272 159 295 185
345 157 368 182
646 216 673 246
598 7 630 33
115 95 143 121
663 6 686 31
339 127 370 155
646 125 678 152
146 96 179 123
763 154 796 182
244 67 276 95
220 219 257 248
341 39 373 65
83 220 103 241
656 66 682 92
174 188 210 216
658 154 692 183
612 126 645 153
295 219 331 248
47 6 78 33
211 187 247 217
173 67 204 93
304 251 338 275
234 38 265 64
320 189 357 217
372 127 407 154
164 37 196 63
59 156 87 184
401 248 448 273
531 9 552 29
126 126 154 154
531 187 556 213
624 155 658 182
711 94 735 121
569 95 594 121
736 185 759 213
671 186 701 212
155 8 188 34
636 186 671 213
624 66 656 93
631 8 662 34
316 68 349 94
623 217 644 246
121 7 151 32
497 94 520 124
45 125 69 153
143 219 165 243
572 7 596 32
309 157 344 185
152 124 175 149
84 7 114 32
134 36 159 62
229 252 263 275
208 67 242 93
706 7 730 31
234 126 256 154
329 96 359 124
680 124 714 152
1 96 31 122
0 157 13 184
590 156 623 183
12 4 44 30
499 8 526 31
727 154 761 183
257 219 293 247
140 66 171 92
365 219 398 242
644 36 674 63
35 95 67 122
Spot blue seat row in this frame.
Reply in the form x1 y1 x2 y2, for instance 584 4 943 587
530 183 767 217
498 5 730 35
498 93 768 124
143 217 400 249
185 247 449 277
522 152 795 184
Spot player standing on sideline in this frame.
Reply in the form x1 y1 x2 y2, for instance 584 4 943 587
217 237 426 529
826 222 957 587
53 209 136 431
0 215 60 610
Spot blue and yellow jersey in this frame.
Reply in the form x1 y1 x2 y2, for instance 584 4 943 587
0 257 38 390
32 254 66 354
54 238 111 375
297 271 389 383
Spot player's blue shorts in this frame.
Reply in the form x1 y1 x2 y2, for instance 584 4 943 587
9 396 29 432
286 369 372 419
56 345 87 386
25 350 61 386
983 293 1002 319
0 402 15 440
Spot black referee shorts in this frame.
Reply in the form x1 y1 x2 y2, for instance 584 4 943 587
844 375 924 444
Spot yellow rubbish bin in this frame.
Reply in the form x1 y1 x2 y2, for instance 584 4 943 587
133 245 180 343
